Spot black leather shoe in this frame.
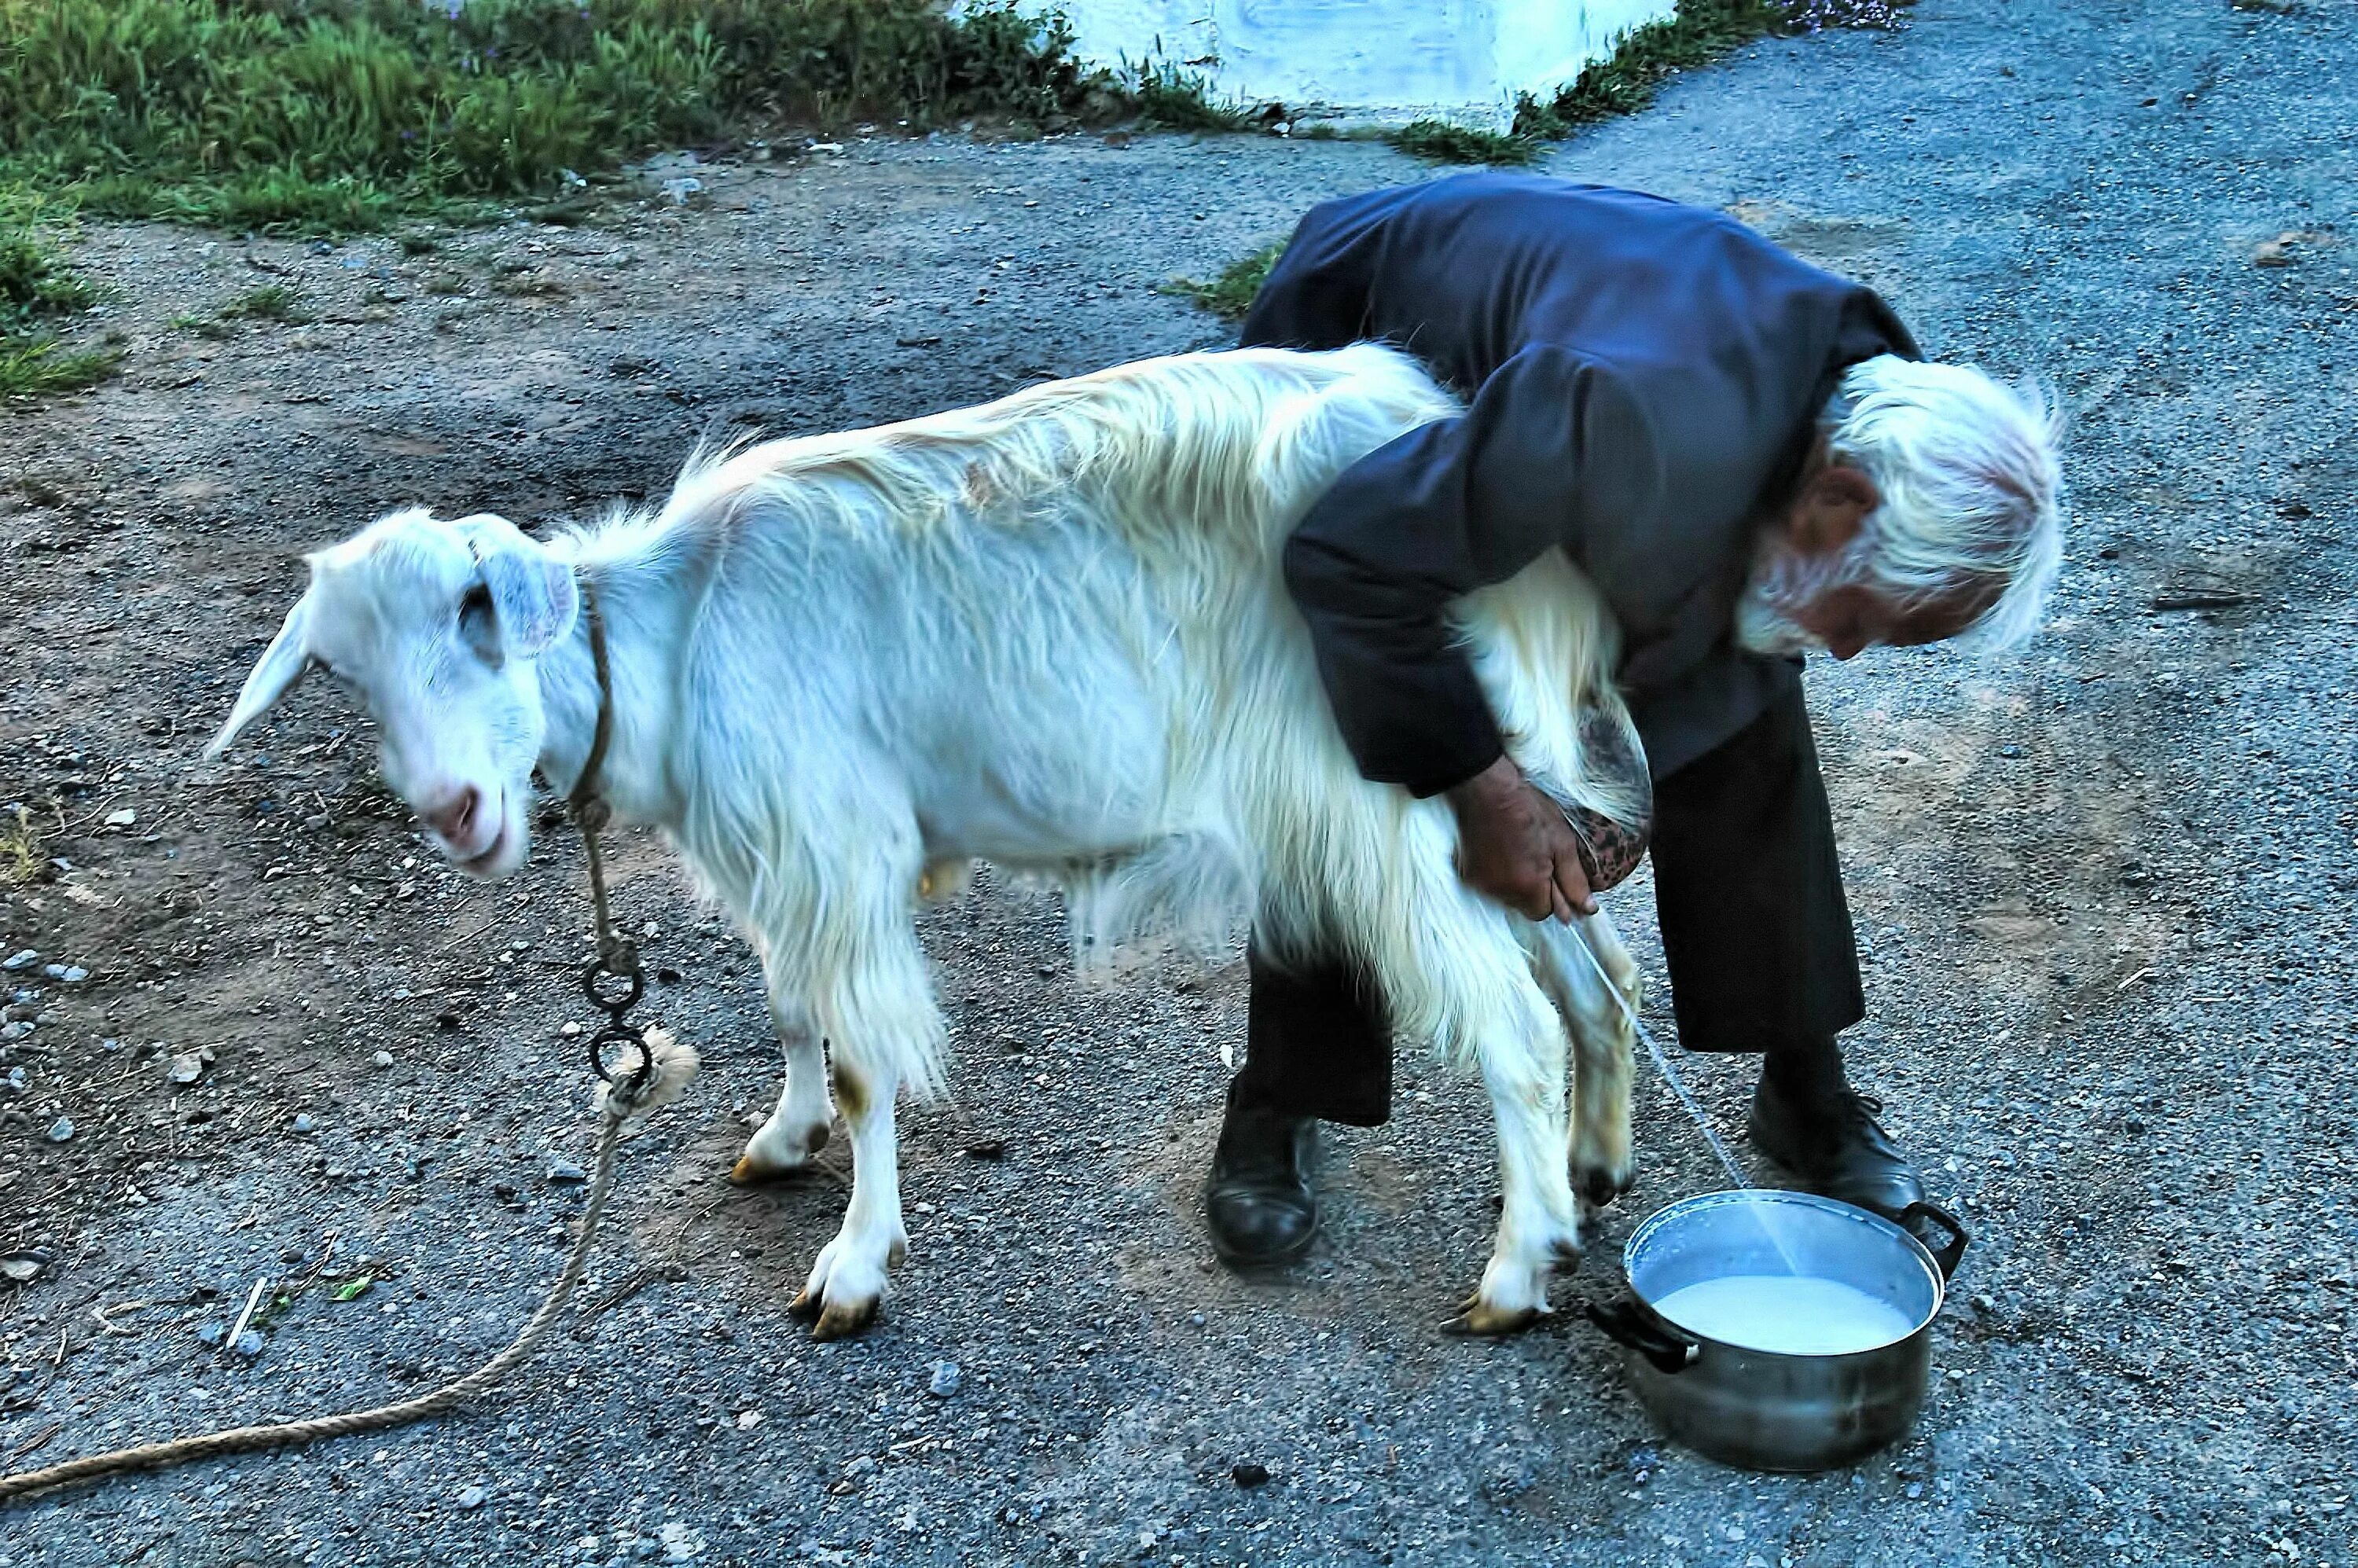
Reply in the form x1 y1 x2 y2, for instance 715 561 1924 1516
1746 1075 1926 1221
1203 1104 1319 1267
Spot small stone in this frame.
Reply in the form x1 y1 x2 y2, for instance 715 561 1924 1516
232 1329 264 1360
545 1159 588 1185
0 1250 46 1283
42 964 88 984
292 1113 315 1134
0 1022 30 1042
372 1050 395 1069
169 1053 206 1085
927 1360 962 1397
734 1408 763 1430
456 1484 487 1510
194 1320 228 1347
0 951 34 971
103 809 137 827
1232 1461 1270 1489
46 1116 73 1143
964 1138 1007 1162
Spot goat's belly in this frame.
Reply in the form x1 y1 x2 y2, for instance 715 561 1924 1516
898 673 1170 862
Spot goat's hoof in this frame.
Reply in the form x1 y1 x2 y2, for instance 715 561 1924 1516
786 1287 822 1322
1442 1298 1544 1338
1577 1164 1633 1211
810 1294 882 1341
1549 1235 1586 1268
729 1154 803 1186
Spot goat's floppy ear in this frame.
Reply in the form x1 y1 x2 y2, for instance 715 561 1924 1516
204 593 314 761
454 515 577 658
476 540 578 658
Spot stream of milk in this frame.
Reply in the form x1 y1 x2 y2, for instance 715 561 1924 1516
1568 920 1809 1275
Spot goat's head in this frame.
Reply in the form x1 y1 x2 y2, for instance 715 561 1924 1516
206 509 578 879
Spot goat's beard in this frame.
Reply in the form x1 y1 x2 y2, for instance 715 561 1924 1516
1735 536 1854 657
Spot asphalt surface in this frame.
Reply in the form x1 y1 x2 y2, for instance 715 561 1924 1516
0 1 2352 1564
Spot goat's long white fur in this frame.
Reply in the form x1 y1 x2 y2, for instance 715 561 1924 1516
217 343 1648 1337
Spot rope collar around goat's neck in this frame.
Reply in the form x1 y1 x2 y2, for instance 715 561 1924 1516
568 574 651 1095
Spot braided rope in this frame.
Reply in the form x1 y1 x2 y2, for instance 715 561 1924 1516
0 1103 631 1504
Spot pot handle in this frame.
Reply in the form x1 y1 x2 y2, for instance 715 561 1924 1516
1898 1200 1970 1280
1585 1297 1701 1375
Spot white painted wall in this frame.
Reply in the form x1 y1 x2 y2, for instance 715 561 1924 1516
1055 0 1677 126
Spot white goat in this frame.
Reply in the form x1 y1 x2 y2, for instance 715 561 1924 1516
208 344 1650 1338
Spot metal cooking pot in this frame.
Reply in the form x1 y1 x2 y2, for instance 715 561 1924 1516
1586 1190 1967 1473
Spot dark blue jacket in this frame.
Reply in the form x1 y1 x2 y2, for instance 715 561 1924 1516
1240 174 1919 791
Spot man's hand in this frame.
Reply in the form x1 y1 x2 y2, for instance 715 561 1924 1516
1444 754 1595 922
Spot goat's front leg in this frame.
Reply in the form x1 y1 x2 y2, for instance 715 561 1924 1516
733 993 833 1182
788 1050 907 1341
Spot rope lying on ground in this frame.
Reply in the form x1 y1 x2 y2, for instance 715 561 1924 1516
0 1030 698 1505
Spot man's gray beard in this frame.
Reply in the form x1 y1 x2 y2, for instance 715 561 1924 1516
1735 584 1824 657
1734 541 1844 657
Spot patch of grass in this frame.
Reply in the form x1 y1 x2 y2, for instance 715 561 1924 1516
169 310 237 340
220 285 314 325
1383 119 1540 167
1514 0 1794 137
0 803 44 885
1160 240 1283 321
0 0 1108 237
1131 61 1258 132
0 186 114 395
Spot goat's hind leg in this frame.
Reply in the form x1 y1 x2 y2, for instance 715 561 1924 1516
1525 915 1638 1212
1383 921 1581 1336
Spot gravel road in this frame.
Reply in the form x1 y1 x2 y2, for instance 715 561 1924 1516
1 1 2352 1564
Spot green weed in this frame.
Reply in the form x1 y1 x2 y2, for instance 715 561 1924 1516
1131 61 1258 132
170 310 237 340
1514 0 1793 137
221 285 314 324
1160 240 1283 321
0 804 42 884
0 186 112 395
1383 120 1539 167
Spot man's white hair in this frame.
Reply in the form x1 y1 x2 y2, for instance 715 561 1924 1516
1823 355 2066 649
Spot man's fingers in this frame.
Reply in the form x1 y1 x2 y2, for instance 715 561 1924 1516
1553 850 1597 919
1549 884 1576 924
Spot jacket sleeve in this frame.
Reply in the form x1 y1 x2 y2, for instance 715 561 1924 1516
1237 200 1386 351
1280 345 1659 798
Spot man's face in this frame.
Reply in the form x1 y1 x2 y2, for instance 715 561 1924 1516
1735 450 1994 659
1783 579 1994 662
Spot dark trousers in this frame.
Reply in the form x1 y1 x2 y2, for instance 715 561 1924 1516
1228 685 1864 1124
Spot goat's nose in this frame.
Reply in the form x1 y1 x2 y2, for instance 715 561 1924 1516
422 786 481 844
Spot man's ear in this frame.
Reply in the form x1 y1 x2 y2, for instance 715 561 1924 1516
455 515 578 658
1788 463 1880 557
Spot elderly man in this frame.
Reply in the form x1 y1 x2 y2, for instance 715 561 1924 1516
1206 173 2062 1266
